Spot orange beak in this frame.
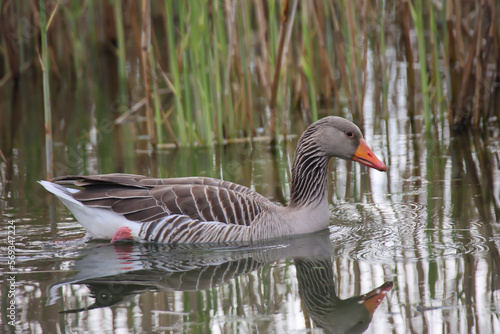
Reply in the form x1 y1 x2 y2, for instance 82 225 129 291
352 139 387 172
361 281 393 315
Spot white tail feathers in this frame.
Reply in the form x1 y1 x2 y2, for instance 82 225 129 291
38 181 140 240
38 180 82 205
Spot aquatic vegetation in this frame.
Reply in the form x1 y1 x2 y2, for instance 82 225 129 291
0 1 498 146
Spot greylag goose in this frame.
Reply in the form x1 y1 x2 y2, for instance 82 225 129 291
39 116 386 243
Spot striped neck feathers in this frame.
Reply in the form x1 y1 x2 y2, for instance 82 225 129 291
289 128 330 208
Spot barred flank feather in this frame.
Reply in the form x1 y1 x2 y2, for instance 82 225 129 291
140 216 249 243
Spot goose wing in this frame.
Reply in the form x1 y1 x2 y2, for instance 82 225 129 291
53 174 269 226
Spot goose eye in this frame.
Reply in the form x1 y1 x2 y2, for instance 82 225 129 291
345 131 353 137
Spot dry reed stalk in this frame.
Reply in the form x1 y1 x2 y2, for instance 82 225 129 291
140 0 157 148
150 50 164 144
298 67 312 124
399 0 415 92
281 59 288 138
453 0 466 65
476 0 496 128
159 105 178 147
224 0 237 128
309 1 338 102
344 0 362 120
1 0 21 83
231 25 247 135
129 3 143 76
328 1 353 113
280 0 297 131
150 7 163 67
445 0 456 67
487 0 499 121
269 0 290 141
472 0 486 128
39 0 55 180
359 0 369 116
454 4 483 128
253 0 271 98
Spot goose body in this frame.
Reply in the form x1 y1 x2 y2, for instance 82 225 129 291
40 116 386 244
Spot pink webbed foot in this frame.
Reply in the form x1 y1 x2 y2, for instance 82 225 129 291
111 226 133 243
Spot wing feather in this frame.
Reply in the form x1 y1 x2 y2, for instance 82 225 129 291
111 198 159 214
54 174 269 226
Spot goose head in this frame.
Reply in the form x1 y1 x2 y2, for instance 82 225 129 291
289 117 386 208
298 116 387 172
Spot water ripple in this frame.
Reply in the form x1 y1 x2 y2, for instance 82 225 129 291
329 202 492 263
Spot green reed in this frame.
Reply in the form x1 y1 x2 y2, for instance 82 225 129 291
222 1 236 140
410 0 431 131
178 0 194 145
212 0 225 142
150 47 164 145
112 0 127 102
3 1 499 149
428 2 444 125
194 2 214 144
378 0 388 120
239 0 255 137
165 0 187 145
301 3 318 123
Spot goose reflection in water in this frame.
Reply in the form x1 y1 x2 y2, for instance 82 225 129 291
296 259 392 334
48 230 392 334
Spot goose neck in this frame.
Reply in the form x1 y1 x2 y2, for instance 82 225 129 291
289 143 330 208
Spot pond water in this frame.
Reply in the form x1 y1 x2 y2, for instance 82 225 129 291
2 105 500 333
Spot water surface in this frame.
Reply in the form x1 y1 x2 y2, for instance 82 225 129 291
2 119 500 333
